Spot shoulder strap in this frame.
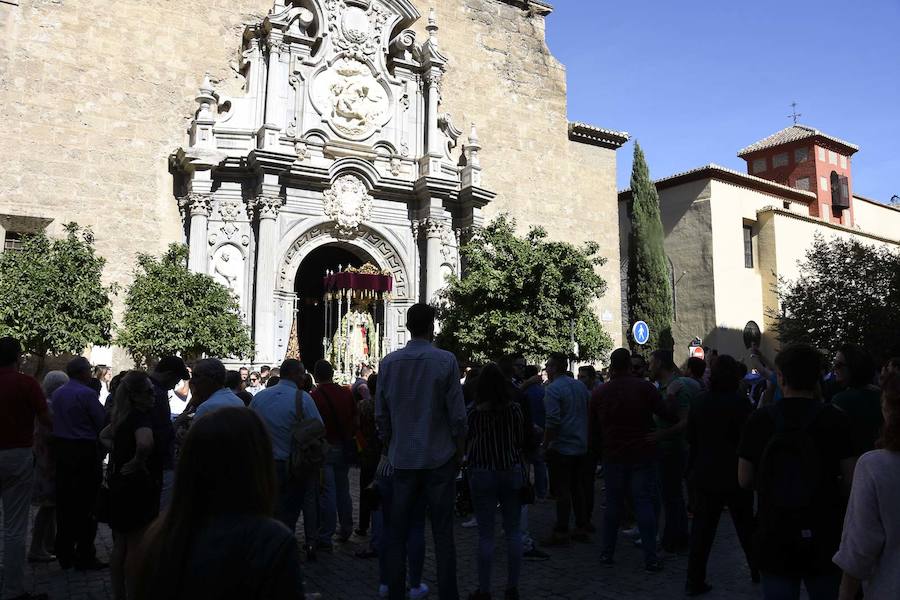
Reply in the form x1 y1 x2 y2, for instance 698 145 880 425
318 385 349 440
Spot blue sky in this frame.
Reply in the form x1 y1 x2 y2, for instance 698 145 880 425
544 0 900 203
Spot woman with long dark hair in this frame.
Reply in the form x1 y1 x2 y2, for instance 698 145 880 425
465 362 525 600
133 407 304 600
834 372 900 599
685 355 757 596
101 371 158 600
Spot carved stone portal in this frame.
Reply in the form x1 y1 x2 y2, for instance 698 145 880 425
323 174 373 236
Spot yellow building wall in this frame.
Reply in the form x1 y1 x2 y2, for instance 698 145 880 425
851 198 900 242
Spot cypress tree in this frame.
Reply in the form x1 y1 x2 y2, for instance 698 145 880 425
627 142 674 351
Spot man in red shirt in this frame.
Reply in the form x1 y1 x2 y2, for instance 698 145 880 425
310 359 358 549
0 337 51 600
591 347 675 572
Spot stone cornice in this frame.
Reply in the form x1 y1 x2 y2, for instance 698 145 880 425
499 0 554 15
568 122 630 150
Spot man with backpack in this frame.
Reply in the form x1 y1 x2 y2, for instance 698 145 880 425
738 344 857 600
250 359 324 559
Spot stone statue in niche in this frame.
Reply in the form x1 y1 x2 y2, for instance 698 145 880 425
313 58 389 139
212 244 245 298
323 174 373 236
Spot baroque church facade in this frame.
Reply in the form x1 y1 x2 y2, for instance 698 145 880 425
0 0 628 367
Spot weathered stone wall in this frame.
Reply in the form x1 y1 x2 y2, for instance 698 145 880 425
0 0 623 354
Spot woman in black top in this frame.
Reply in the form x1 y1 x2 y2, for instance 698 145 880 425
133 407 304 600
685 355 757 596
466 363 525 600
100 371 158 600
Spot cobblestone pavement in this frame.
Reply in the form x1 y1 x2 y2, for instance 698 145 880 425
3 475 772 600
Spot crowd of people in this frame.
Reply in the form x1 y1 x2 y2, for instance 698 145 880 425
1 306 899 600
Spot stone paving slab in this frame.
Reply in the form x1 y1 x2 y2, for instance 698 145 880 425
2 475 778 599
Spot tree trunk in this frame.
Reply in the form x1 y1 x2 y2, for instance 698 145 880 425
34 352 47 379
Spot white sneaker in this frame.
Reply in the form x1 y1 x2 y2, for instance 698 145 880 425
409 583 430 599
461 517 478 528
622 526 640 539
378 584 389 598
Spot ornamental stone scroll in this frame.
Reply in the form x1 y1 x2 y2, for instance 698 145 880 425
323 173 373 237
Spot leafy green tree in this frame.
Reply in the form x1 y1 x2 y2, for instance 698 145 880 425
117 244 254 365
0 223 115 375
774 235 900 360
626 142 674 351
437 214 612 365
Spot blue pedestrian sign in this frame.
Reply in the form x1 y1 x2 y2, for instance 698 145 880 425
632 321 650 346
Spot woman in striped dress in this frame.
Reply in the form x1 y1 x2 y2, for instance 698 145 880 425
466 362 526 600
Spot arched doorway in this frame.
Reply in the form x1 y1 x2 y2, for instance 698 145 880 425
294 244 370 368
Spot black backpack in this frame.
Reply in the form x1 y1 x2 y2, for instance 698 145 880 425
758 402 825 512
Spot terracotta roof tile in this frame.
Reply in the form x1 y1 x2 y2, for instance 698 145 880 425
737 125 859 157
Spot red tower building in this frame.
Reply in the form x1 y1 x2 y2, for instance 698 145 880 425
738 125 859 226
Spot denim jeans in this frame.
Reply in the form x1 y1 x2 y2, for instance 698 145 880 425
469 468 523 594
319 448 353 543
602 461 659 566
274 461 317 546
388 459 458 600
374 473 426 589
0 448 34 599
658 446 689 551
760 571 841 600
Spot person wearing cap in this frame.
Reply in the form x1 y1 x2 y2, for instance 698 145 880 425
150 356 191 510
0 337 52 600
51 355 107 571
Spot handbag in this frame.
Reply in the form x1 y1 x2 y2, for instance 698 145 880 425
318 385 359 466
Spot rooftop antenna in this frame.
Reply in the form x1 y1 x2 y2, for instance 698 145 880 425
788 101 802 125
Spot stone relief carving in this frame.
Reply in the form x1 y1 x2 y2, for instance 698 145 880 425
212 244 245 295
389 157 402 176
180 193 213 217
325 0 388 60
218 198 242 222
323 174 373 236
221 222 239 240
253 195 285 219
313 57 390 140
295 141 309 161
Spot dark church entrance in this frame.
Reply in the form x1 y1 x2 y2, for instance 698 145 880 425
294 244 368 368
